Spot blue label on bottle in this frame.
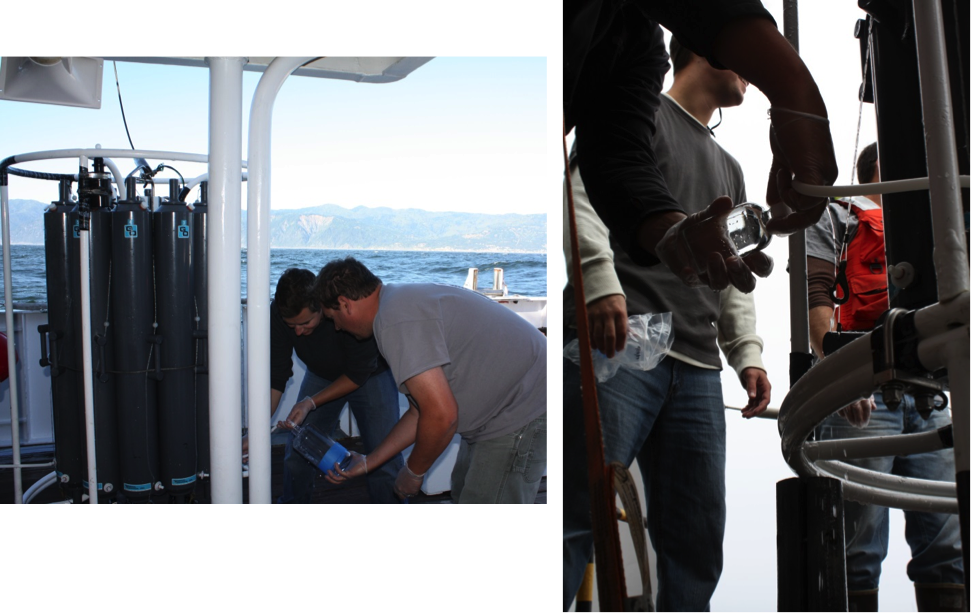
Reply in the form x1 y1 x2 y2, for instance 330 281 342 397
73 221 80 238
177 221 190 238
124 482 152 492
124 223 138 238
81 480 103 491
316 441 349 472
172 474 197 486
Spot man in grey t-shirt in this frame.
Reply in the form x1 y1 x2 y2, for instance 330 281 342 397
314 256 547 504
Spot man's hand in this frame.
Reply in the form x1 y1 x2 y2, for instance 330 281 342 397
587 294 628 358
393 463 425 500
740 367 771 418
653 196 773 293
324 451 368 484
838 396 876 428
764 109 838 236
276 397 316 430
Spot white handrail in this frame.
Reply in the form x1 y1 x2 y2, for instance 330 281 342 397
246 56 316 504
791 175 970 198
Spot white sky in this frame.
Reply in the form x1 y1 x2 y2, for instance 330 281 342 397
554 1 926 611
0 58 546 215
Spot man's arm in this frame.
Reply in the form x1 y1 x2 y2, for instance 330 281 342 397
717 285 770 417
708 16 838 234
278 374 362 428
564 162 629 357
809 305 834 359
401 367 459 475
807 255 837 358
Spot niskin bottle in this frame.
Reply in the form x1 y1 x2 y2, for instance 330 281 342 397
292 424 353 472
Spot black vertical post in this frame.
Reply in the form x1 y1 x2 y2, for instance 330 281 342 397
778 477 848 612
862 0 939 311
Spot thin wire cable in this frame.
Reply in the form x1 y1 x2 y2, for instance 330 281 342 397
849 25 872 188
113 61 136 150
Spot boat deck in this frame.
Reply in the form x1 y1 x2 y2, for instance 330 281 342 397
1 438 546 504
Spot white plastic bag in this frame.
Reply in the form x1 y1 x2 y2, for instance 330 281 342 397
564 312 674 382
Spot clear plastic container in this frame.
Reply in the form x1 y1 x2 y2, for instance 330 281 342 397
291 423 352 472
685 202 771 270
563 312 674 382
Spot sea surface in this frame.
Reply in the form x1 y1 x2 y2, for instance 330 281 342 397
0 244 547 307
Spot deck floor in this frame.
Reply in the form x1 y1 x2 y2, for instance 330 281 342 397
1 441 546 504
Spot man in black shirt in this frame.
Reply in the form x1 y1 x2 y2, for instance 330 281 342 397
266 268 404 503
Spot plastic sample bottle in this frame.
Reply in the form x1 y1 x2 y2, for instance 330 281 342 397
291 423 353 472
685 202 771 270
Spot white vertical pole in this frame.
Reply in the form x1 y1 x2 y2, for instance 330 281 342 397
911 0 970 302
246 57 314 504
207 57 246 504
77 154 99 504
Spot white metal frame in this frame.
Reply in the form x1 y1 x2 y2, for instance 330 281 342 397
779 0 969 514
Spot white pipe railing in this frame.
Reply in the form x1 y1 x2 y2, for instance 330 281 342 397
791 175 970 198
814 461 957 514
245 56 315 504
779 294 968 512
207 57 247 504
805 428 951 462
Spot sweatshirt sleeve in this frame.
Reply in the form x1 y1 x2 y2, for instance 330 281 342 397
269 302 295 393
564 161 626 306
716 284 765 380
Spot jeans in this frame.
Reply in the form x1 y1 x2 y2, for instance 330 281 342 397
563 347 726 611
451 412 547 504
280 368 405 504
817 393 963 590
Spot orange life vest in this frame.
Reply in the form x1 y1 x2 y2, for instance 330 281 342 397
833 199 889 331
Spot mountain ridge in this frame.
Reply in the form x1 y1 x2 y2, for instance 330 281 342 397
2 199 547 253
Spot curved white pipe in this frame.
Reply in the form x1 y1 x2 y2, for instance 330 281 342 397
815 461 958 514
246 56 315 505
184 172 249 198
817 460 956 498
805 428 950 462
779 297 967 513
792 175 970 198
101 156 123 199
10 148 209 166
778 330 876 468
23 470 58 504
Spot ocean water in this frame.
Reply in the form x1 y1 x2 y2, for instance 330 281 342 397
0 244 547 306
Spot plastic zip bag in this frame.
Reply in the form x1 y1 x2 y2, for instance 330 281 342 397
564 312 674 382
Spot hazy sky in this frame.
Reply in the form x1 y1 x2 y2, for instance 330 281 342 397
556 1 924 611
0 57 547 215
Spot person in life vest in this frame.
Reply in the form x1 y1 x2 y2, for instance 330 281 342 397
805 143 965 612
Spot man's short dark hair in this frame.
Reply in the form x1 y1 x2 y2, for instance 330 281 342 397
857 142 879 185
314 257 382 310
275 268 318 319
669 36 694 75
